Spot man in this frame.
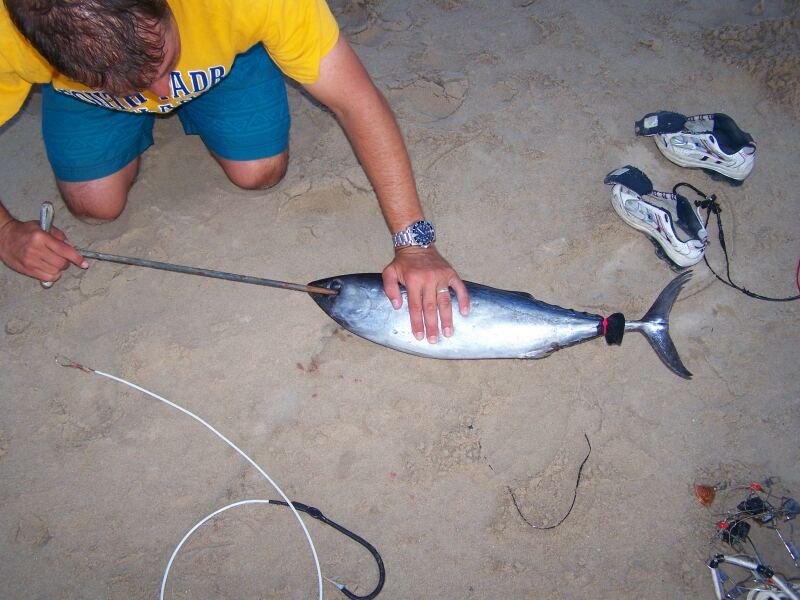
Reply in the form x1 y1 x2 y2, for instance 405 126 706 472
0 0 469 343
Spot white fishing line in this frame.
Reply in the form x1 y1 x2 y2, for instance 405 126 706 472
163 499 275 598
57 358 323 600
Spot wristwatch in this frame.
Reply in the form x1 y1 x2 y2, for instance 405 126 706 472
392 220 436 249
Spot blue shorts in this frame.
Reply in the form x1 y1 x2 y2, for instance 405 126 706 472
41 44 290 182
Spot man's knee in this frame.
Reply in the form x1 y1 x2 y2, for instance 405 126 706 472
59 184 128 223
219 150 289 190
57 159 138 223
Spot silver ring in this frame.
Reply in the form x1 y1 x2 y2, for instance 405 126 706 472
437 287 449 294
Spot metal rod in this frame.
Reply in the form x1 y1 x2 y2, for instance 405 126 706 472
77 250 338 295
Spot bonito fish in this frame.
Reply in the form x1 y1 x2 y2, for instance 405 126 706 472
308 271 693 378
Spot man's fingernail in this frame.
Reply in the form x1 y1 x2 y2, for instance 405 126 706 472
443 327 452 337
414 331 424 340
428 335 438 344
461 306 470 316
391 299 401 309
80 261 89 269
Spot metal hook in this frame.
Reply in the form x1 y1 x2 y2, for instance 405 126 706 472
271 501 385 600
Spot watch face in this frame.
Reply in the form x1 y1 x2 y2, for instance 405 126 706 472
410 220 435 246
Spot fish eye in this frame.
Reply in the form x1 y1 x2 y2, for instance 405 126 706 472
330 280 343 292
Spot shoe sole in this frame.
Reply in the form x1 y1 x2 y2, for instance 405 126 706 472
654 135 753 182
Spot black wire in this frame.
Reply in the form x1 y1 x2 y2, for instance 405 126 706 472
270 500 385 600
508 434 591 530
674 182 800 302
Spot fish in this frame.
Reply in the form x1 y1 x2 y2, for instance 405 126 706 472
308 271 693 378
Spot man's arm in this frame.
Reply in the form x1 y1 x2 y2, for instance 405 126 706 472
303 35 469 344
0 200 88 282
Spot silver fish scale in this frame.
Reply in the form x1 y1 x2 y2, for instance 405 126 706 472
313 274 602 360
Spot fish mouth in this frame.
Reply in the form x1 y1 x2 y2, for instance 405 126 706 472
307 277 343 310
308 277 342 292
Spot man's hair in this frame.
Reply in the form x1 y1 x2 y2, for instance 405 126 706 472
5 0 171 94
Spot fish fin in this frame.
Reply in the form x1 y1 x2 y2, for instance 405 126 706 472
523 347 556 359
501 289 536 301
467 281 535 301
637 271 693 379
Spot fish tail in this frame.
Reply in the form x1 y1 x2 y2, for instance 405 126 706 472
631 271 693 378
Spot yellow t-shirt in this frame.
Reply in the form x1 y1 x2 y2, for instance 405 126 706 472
0 0 339 125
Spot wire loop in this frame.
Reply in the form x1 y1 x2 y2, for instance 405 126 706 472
55 355 92 371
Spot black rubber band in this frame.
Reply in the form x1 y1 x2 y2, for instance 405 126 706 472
604 313 625 345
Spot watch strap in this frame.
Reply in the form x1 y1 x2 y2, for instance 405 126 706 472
392 220 436 248
392 229 414 247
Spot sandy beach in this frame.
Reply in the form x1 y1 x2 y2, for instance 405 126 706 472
1 0 799 597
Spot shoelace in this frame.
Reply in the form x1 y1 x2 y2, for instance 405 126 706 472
676 182 800 302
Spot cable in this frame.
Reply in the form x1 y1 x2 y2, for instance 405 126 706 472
55 356 324 600
508 434 591 530
676 183 800 302
796 254 800 294
163 500 273 596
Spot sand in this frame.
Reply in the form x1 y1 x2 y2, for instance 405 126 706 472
1 0 799 598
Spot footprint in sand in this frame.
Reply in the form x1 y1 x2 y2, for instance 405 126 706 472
386 74 469 123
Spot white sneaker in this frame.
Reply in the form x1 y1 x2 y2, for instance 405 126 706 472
604 166 708 268
635 112 756 184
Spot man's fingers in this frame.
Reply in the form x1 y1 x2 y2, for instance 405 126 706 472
33 267 62 283
386 261 426 341
450 278 470 316
382 247 470 343
48 226 68 243
383 263 425 340
422 284 441 343
406 287 425 341
0 222 89 280
48 227 89 269
381 267 403 310
437 286 454 338
15 230 67 277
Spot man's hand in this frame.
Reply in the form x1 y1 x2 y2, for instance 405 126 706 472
382 245 470 343
0 219 88 282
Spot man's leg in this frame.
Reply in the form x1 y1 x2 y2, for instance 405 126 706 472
56 159 139 222
42 84 155 221
212 149 288 190
177 44 291 191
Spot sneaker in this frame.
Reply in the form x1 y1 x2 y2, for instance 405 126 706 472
604 165 709 268
635 111 756 185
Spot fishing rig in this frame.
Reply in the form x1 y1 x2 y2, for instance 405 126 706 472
704 478 800 600
56 356 383 600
